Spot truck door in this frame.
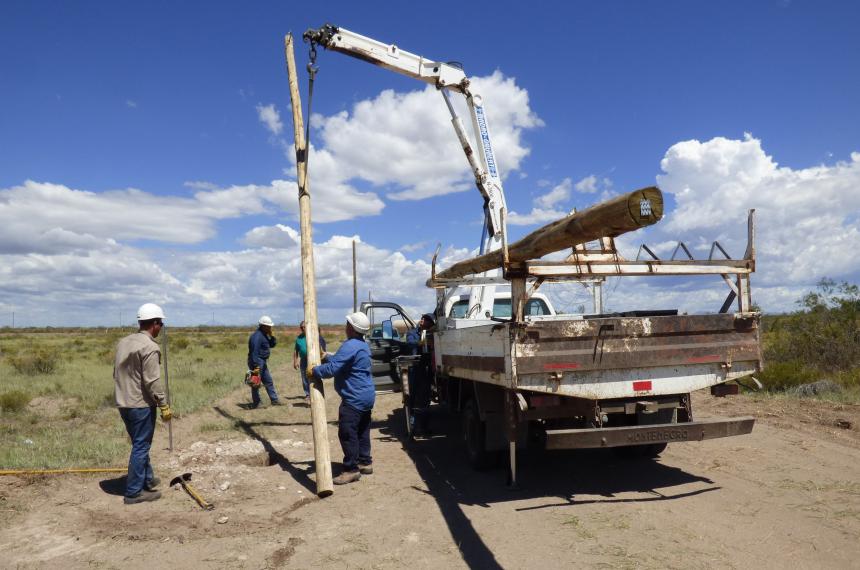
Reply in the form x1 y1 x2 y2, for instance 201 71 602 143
359 302 416 391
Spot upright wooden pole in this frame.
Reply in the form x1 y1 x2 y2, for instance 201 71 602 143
284 33 333 498
352 239 358 312
163 324 173 452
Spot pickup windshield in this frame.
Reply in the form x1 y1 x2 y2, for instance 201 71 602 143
448 298 551 318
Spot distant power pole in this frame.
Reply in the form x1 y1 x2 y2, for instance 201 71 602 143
352 239 358 312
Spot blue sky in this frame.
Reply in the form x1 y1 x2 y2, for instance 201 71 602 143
1 1 859 326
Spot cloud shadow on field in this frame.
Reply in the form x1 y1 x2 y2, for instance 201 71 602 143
381 407 720 570
213 406 316 494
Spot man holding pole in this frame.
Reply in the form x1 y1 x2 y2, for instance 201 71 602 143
113 303 172 504
309 312 375 485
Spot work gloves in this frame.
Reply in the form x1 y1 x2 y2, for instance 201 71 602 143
159 404 173 422
306 366 316 382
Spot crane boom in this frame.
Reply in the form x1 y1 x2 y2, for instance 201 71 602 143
304 24 507 318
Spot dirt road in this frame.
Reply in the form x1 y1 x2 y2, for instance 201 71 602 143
2 365 858 569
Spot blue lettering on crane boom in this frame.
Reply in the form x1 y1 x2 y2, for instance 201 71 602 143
474 105 498 178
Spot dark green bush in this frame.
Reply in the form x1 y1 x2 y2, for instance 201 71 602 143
0 390 32 413
8 350 59 375
762 279 859 391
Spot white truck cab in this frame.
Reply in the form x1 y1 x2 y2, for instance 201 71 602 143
444 291 556 319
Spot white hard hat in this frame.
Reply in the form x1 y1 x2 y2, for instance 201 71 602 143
259 315 274 326
137 303 166 321
345 312 370 334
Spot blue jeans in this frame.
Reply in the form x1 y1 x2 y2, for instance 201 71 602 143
251 365 279 406
338 402 372 471
299 359 310 397
119 407 156 497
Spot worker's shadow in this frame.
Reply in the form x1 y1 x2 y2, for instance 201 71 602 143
380 407 720 570
98 475 127 496
213 406 317 494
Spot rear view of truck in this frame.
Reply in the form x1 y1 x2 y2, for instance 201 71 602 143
429 211 761 479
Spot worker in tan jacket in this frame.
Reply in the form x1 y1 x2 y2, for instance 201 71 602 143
114 303 172 504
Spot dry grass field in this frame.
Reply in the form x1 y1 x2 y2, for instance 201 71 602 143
0 326 342 470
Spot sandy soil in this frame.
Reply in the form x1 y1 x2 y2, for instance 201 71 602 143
2 365 859 569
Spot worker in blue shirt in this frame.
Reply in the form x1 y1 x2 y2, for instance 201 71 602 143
310 312 375 485
247 315 281 408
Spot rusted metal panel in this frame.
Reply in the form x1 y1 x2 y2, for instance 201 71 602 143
514 314 761 375
544 416 755 449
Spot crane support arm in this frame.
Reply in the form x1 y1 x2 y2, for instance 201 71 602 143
303 24 468 92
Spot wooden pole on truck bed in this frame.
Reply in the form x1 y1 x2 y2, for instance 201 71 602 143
284 32 333 498
433 186 663 281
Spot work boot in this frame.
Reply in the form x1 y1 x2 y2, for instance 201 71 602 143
145 476 161 491
358 464 373 475
124 490 162 505
333 470 361 485
271 400 284 406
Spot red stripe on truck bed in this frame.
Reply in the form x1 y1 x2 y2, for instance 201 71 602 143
543 363 581 371
633 380 652 391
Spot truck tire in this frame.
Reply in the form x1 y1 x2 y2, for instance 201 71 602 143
462 399 491 470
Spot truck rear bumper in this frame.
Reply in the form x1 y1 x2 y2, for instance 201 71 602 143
544 416 754 450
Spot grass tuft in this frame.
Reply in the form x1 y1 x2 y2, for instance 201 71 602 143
0 390 31 413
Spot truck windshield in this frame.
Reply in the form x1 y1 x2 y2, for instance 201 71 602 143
448 298 550 318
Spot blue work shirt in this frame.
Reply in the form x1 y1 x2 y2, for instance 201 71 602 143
405 327 421 356
313 338 374 412
247 328 277 370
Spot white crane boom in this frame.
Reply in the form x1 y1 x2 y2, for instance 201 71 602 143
304 24 506 318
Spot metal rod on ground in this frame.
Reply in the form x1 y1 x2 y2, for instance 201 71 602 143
352 239 358 312
284 32 333 498
163 323 174 452
0 468 126 476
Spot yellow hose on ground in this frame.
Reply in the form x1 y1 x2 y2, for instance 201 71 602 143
0 468 126 476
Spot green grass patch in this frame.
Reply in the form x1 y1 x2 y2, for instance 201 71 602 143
0 327 298 469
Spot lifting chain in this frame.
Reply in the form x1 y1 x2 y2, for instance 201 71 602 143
300 38 320 196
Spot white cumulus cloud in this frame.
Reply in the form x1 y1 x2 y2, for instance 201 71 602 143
256 103 283 135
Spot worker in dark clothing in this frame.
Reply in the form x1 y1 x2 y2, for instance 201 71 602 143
310 312 375 485
405 313 435 436
247 315 281 408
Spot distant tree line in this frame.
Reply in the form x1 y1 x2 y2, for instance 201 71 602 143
760 278 860 390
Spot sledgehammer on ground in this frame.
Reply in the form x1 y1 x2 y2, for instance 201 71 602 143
170 472 214 510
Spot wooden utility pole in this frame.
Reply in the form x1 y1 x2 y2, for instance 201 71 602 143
284 32 333 498
352 239 358 312
434 187 663 281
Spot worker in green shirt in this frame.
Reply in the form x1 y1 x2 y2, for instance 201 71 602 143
293 320 327 401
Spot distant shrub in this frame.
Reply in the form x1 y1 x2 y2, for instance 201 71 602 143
0 390 31 413
763 279 859 392
202 372 229 387
8 350 59 375
171 336 190 350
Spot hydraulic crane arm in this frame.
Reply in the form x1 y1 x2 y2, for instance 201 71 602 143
303 24 468 92
303 24 508 318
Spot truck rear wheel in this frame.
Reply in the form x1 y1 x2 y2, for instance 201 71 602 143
463 399 491 470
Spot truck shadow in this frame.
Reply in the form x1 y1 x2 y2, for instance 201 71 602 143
381 407 720 569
